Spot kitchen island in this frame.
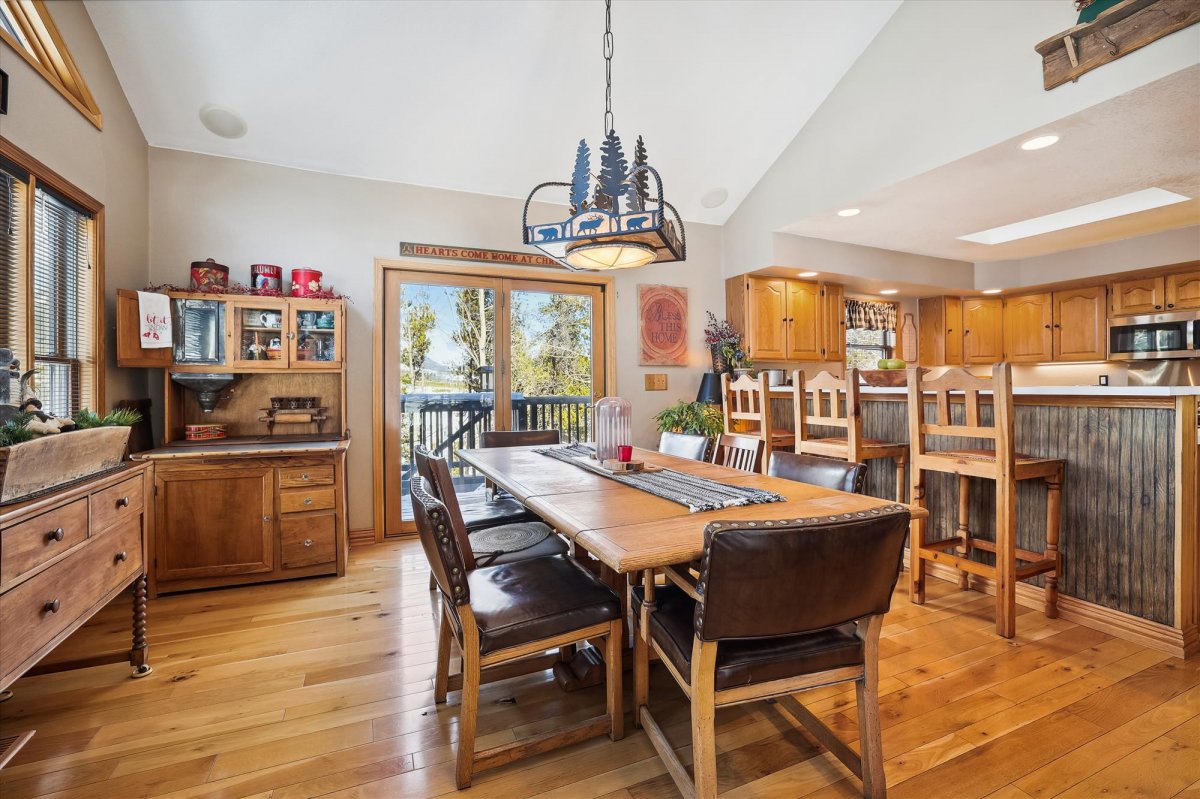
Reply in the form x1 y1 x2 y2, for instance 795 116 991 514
769 383 1198 658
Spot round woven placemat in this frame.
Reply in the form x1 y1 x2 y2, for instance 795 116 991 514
470 523 550 556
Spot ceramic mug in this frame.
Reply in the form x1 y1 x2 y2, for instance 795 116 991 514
297 311 317 327
259 311 281 328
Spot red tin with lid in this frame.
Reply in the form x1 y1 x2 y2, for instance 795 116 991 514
290 268 323 297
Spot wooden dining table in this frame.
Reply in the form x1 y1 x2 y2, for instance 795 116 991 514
456 444 928 576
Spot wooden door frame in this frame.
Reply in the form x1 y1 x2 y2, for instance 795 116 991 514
372 258 616 540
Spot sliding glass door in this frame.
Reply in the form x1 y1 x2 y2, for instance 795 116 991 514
380 269 606 536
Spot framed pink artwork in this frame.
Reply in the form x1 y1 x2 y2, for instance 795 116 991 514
638 284 688 366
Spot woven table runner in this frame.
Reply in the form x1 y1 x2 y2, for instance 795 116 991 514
533 444 785 513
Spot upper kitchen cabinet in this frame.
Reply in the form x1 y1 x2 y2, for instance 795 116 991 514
1165 270 1200 311
917 296 962 367
726 276 843 363
1052 285 1107 362
1110 276 1166 316
961 297 1005 363
1003 293 1053 363
745 278 788 360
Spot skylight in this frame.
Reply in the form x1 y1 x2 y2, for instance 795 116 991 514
957 188 1190 245
0 0 102 129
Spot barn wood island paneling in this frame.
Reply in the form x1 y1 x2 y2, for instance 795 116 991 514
771 383 1200 658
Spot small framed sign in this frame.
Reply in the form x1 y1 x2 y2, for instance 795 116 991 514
638 284 688 366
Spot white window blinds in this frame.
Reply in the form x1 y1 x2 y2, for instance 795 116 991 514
0 162 27 406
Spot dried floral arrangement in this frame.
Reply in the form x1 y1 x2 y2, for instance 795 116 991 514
142 282 350 302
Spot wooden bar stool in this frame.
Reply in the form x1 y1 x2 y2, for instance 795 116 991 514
906 364 1065 639
793 369 909 502
720 372 794 473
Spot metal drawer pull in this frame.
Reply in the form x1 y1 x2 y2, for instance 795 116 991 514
44 599 60 614
117 496 130 508
301 473 311 480
116 551 128 563
46 527 65 543
303 497 313 505
303 538 314 547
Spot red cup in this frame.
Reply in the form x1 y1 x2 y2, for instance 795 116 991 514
617 445 633 462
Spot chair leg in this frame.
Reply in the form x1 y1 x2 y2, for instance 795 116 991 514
434 602 452 704
690 640 719 799
633 621 648 731
605 618 624 741
909 468 926 605
995 479 1018 639
428 572 437 591
856 617 887 799
957 475 972 591
455 616 481 789
1044 468 1063 619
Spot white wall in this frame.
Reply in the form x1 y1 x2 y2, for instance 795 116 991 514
724 0 1200 274
0 0 150 406
147 148 726 531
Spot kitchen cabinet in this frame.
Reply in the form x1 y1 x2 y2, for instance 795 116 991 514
962 298 1004 364
1003 293 1053 363
727 276 843 363
917 296 962 366
1165 270 1200 311
1110 277 1165 316
1053 285 1107 361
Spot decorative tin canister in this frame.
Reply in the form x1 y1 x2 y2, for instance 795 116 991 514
290 268 323 297
189 258 229 292
250 264 283 295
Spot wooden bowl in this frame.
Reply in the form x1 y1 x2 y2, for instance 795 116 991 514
857 368 927 387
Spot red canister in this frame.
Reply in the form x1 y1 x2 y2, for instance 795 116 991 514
189 258 229 292
250 264 283 295
291 268 323 297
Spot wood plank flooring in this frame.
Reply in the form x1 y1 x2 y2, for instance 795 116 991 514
2 540 1198 798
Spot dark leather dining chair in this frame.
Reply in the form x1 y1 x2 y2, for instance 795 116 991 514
468 429 561 527
412 477 624 789
767 451 868 494
658 431 710 462
632 504 911 799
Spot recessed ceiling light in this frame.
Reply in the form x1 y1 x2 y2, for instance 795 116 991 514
879 289 898 295
957 188 1190 245
700 188 729 208
199 105 247 139
982 289 1003 295
837 208 861 217
798 271 819 278
1020 134 1059 151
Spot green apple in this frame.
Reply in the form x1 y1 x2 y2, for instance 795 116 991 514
887 358 907 369
876 359 890 370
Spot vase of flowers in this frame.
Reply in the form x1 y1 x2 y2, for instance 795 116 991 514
704 312 742 375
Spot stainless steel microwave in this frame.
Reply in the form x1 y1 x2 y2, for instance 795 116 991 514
1108 310 1199 360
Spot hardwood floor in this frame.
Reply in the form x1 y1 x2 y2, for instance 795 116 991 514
2 540 1198 799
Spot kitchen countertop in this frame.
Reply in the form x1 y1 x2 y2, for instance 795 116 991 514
767 384 1200 396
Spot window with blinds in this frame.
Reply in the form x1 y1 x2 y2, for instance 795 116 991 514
0 153 98 418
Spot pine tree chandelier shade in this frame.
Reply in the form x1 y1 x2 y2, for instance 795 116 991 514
521 0 686 272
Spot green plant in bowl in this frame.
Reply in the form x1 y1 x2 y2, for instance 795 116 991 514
654 401 724 440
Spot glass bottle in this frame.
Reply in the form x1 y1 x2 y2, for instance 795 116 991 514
594 396 631 462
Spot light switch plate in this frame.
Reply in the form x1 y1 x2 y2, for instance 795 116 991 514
644 373 668 391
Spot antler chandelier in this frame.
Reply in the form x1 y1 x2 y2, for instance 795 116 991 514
522 0 686 271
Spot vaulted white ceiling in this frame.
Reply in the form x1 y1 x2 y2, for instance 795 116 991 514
84 0 900 224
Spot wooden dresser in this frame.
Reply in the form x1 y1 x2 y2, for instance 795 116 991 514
0 462 153 694
133 439 349 596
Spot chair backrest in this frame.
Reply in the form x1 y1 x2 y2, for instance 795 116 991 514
694 505 911 641
767 451 866 494
906 364 1013 468
710 433 763 473
658 431 709 462
720 372 776 441
793 369 862 455
412 445 476 570
410 476 472 605
482 429 561 448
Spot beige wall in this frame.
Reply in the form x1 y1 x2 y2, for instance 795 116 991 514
0 0 149 407
147 148 726 531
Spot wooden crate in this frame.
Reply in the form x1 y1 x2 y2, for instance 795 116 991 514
0 427 131 504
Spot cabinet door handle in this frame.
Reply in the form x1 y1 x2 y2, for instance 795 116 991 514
263 515 272 522
964 329 971 335
1054 324 1061 329
303 538 314 547
117 496 130 508
1044 324 1051 329
44 599 60 614
116 551 128 563
46 527 65 543
286 331 297 340
1154 305 1162 310
1167 303 1175 309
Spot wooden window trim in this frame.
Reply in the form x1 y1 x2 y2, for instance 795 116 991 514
0 0 102 129
1 136 105 412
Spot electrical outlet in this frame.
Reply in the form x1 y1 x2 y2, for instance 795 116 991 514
644 373 667 391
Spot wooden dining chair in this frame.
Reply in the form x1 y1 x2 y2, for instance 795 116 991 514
481 429 562 448
411 476 624 789
767 450 867 494
710 433 763 473
658 430 710 461
794 369 909 501
721 372 794 473
632 505 911 799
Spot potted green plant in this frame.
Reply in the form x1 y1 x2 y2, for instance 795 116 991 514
653 400 724 441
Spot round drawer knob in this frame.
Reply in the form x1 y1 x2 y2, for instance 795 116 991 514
44 599 60 614
303 538 314 547
301 473 311 480
117 497 130 508
303 497 313 505
46 528 65 543
116 551 128 563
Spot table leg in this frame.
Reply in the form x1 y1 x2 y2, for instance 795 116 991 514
130 574 152 678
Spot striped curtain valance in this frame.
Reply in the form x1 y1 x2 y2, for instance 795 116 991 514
845 299 897 331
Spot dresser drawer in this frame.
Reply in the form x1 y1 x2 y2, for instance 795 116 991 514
278 466 334 489
0 499 88 588
280 513 336 569
90 475 144 535
0 515 142 680
279 486 335 515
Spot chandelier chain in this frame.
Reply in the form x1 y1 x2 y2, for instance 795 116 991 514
603 0 614 135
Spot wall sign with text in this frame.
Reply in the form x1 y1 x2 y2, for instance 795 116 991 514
399 241 560 268
638 284 688 367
